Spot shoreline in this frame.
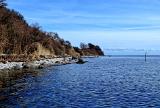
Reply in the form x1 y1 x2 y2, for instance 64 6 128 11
0 55 101 71
0 57 77 70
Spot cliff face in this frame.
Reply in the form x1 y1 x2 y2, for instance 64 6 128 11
0 5 104 60
0 7 79 57
27 42 53 56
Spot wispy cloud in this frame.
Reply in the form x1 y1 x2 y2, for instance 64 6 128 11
6 0 160 49
7 0 160 31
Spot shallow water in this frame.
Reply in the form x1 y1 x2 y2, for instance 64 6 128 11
1 57 160 108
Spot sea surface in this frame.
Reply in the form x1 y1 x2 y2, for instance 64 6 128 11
1 57 160 108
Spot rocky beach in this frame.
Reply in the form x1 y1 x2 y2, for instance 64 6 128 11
0 57 77 70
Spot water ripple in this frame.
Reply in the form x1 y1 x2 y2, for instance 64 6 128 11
1 57 160 107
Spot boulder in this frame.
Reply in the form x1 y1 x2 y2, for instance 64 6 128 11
76 58 87 64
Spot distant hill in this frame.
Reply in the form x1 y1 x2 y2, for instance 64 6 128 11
0 1 104 61
74 43 104 56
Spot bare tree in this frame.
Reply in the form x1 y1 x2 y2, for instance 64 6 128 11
0 0 7 7
80 42 88 49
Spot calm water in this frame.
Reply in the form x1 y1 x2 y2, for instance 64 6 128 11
1 57 160 108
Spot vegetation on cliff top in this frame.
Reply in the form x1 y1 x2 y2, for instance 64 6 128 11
0 0 104 60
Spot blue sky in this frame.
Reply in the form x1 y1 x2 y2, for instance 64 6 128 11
6 0 160 52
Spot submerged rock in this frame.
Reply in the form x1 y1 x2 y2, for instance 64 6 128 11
0 81 3 88
38 64 45 69
0 96 7 101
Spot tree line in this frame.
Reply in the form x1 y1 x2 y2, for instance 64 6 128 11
0 0 104 59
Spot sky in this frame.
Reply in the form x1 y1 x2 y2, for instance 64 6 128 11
6 0 160 53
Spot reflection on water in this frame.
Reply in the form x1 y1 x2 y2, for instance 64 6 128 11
0 69 41 107
1 57 160 107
